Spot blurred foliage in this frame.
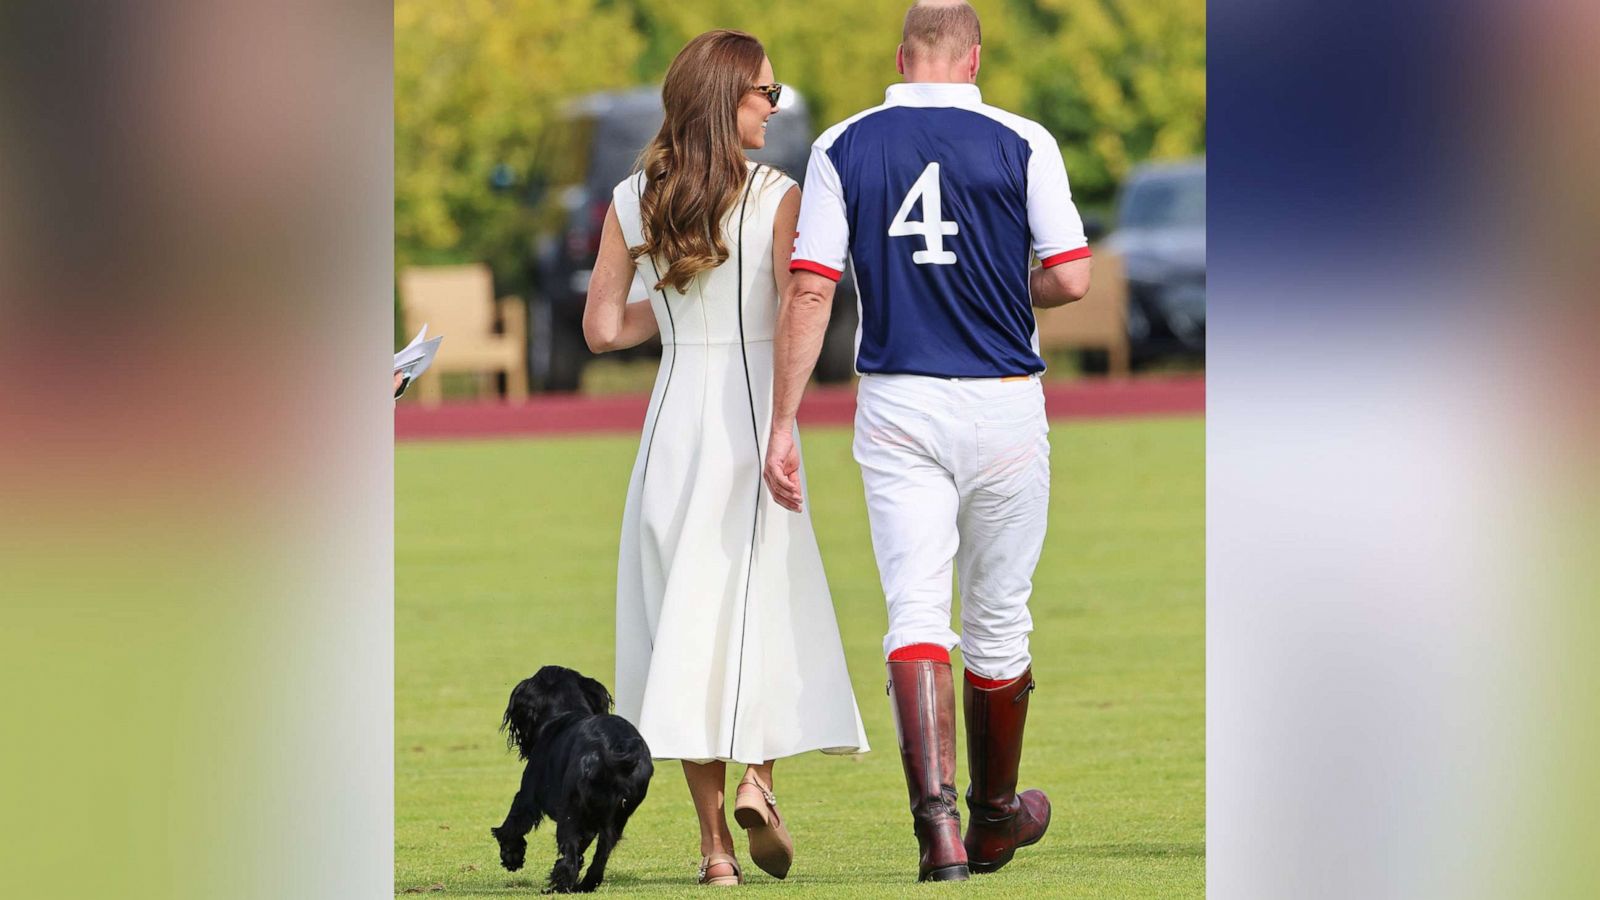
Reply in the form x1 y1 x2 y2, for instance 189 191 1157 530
396 0 1205 275
1020 0 1208 200
394 0 645 277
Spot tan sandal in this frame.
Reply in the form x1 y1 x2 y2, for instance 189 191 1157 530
733 772 794 879
698 852 742 886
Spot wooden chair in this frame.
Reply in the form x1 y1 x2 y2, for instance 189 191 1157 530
1034 251 1129 377
398 263 528 405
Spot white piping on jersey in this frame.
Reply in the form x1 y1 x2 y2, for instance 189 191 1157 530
811 100 892 154
813 82 1060 162
849 255 864 377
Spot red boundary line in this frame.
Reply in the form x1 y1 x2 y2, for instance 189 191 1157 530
395 375 1204 442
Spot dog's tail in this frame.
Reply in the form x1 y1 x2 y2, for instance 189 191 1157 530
584 734 652 790
580 743 634 779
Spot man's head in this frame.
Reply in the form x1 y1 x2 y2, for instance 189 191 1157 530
897 0 982 83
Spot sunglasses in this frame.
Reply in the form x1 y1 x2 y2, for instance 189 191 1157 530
750 82 784 109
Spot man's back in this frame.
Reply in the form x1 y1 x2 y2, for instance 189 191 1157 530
767 5 1074 882
793 83 1089 378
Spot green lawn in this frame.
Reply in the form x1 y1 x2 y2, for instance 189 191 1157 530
397 417 1204 897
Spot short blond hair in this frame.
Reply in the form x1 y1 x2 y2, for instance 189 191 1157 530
902 0 982 62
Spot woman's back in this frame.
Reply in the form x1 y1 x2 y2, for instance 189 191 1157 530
608 159 865 766
580 29 865 886
612 162 793 347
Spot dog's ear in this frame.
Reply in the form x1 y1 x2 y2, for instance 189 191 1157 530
501 677 548 760
578 675 614 715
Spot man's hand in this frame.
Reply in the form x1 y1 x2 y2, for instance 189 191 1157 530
766 268 837 513
763 427 804 512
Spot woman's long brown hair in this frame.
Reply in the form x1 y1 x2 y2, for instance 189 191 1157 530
632 30 765 293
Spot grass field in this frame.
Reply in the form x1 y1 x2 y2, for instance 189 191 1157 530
397 416 1204 897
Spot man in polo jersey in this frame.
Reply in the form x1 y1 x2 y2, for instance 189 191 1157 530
762 0 1091 883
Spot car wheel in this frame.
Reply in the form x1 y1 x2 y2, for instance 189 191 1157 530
1076 349 1110 375
545 323 588 393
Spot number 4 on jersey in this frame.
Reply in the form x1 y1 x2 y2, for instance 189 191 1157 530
889 161 959 265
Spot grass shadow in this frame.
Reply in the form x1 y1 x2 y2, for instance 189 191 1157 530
1073 842 1205 859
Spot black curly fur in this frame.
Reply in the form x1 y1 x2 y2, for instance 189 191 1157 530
491 666 653 893
501 667 615 761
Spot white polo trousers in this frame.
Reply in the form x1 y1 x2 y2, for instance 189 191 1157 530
853 373 1051 681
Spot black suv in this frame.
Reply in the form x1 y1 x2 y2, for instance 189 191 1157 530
1101 158 1206 365
500 86 859 391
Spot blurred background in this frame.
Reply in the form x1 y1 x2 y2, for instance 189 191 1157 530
7 0 1596 896
396 1 1209 890
393 0 1206 399
393 3 1209 897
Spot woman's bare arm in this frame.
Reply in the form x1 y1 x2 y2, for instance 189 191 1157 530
583 205 660 353
771 184 801 299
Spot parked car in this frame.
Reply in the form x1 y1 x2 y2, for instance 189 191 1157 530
1099 158 1206 367
497 86 860 392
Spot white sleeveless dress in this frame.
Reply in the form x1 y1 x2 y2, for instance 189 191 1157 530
610 162 869 764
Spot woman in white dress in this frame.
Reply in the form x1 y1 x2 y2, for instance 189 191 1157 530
581 30 868 887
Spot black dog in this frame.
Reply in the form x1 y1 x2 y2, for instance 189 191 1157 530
490 666 653 893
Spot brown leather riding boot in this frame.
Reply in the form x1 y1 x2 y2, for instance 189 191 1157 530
887 658 970 882
963 668 1051 873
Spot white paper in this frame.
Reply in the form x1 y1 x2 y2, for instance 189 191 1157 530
393 324 442 398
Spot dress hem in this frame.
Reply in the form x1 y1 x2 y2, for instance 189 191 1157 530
650 744 868 766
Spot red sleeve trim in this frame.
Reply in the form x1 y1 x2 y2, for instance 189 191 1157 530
1041 246 1093 267
790 259 843 281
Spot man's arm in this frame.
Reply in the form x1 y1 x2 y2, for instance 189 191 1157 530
765 138 851 513
1025 123 1092 308
1031 256 1091 308
765 270 836 512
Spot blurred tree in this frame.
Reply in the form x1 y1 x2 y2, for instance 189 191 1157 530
616 0 1203 205
621 0 1039 155
394 0 1205 285
394 0 645 280
626 0 907 140
1018 0 1207 202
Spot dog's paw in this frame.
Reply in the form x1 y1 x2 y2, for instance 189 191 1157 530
544 866 579 894
489 828 527 872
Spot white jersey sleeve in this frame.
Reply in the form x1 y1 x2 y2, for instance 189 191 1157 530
1024 127 1091 267
791 142 849 281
